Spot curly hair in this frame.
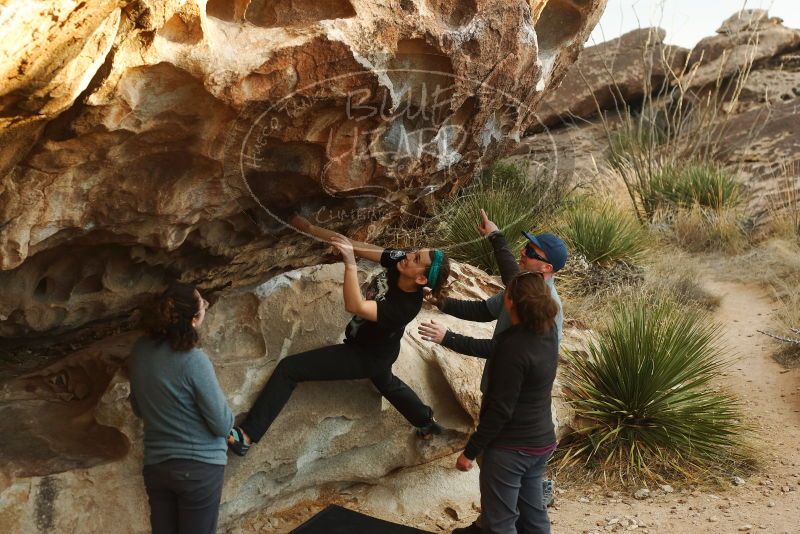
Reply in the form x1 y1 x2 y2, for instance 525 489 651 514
505 272 559 334
143 282 201 352
426 249 451 301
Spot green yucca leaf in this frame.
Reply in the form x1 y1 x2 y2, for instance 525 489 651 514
645 161 742 212
559 202 649 266
433 162 567 273
560 296 750 482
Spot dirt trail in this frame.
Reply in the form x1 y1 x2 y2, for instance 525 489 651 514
548 277 800 533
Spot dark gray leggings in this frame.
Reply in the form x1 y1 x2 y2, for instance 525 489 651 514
143 459 225 534
240 342 434 443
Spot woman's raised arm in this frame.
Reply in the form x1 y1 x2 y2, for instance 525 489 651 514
289 215 384 263
329 235 379 321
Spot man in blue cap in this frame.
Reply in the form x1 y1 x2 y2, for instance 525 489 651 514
418 209 567 534
418 209 567 364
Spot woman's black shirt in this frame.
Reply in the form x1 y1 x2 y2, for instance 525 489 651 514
344 249 422 351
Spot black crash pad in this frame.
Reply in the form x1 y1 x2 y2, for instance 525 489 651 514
291 504 434 534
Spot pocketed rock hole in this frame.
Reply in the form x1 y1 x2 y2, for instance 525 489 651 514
0 356 129 479
534 0 586 53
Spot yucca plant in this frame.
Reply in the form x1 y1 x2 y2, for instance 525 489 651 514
647 161 742 211
559 296 750 482
433 162 567 273
559 201 649 266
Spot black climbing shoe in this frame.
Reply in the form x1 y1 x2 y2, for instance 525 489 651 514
415 418 443 440
227 426 251 457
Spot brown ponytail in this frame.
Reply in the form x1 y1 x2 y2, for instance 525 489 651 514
506 272 559 334
143 282 201 352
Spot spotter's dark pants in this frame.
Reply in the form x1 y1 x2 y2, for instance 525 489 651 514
143 459 225 534
479 448 552 534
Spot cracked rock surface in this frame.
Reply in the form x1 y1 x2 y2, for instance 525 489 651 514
0 0 605 343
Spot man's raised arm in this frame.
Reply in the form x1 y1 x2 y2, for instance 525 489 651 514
478 209 520 286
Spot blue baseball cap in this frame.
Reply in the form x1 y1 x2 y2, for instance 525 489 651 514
521 231 569 272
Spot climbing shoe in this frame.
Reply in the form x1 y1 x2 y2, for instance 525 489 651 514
415 417 443 440
227 426 251 457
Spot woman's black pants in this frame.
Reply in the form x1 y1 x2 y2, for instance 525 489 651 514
240 341 434 442
143 459 225 534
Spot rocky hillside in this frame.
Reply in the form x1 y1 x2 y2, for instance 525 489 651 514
511 8 800 213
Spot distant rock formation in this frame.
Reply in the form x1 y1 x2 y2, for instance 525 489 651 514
533 27 688 129
513 8 800 215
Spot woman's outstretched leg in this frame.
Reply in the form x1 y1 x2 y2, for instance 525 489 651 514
239 344 371 443
369 366 433 429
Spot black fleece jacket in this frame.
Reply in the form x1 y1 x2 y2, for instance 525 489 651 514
463 324 559 460
439 231 519 358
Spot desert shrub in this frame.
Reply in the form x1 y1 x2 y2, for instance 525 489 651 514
646 161 741 211
559 296 750 483
559 201 649 266
433 162 567 273
764 274 800 367
660 205 750 254
607 119 668 172
601 36 754 223
643 261 720 310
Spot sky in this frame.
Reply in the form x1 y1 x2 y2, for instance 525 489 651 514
588 0 800 48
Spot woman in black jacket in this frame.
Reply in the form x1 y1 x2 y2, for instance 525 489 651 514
455 271 560 534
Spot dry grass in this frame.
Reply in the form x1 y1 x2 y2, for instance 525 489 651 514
657 205 751 255
762 163 800 242
561 244 720 329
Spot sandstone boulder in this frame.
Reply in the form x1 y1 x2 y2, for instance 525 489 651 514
0 0 607 344
710 99 800 211
684 9 800 90
0 260 579 532
532 28 688 129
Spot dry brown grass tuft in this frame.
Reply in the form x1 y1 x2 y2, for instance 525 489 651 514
652 205 751 255
762 163 800 242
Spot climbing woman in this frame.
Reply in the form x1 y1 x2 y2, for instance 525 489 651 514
454 271 560 534
227 214 451 456
128 282 234 534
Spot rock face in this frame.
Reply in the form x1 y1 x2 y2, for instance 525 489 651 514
0 2 607 530
533 28 688 128
0 0 607 347
686 10 800 90
0 261 577 532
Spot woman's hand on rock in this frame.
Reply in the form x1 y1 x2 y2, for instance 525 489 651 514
330 234 356 266
418 319 446 344
456 452 474 472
